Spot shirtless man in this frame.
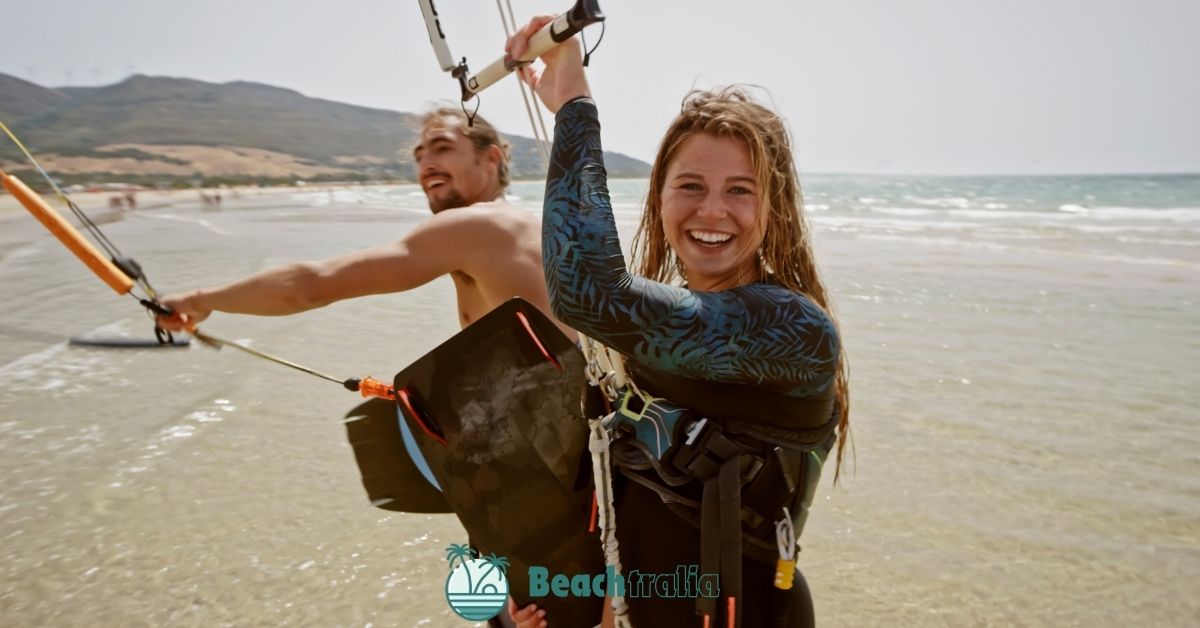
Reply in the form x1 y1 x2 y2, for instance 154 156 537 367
156 108 571 340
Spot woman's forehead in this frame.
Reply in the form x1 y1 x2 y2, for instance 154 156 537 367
668 133 754 178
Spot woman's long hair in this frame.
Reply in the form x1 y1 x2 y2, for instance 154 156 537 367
630 86 852 481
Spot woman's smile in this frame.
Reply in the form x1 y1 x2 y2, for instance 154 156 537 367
661 133 764 291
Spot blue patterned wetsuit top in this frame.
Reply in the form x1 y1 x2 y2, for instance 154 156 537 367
544 100 839 400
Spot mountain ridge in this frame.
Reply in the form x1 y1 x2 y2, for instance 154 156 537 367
0 73 650 185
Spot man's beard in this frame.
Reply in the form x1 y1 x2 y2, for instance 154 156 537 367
428 187 468 213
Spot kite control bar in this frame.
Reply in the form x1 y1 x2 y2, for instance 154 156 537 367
0 169 135 295
2 134 396 401
419 0 605 102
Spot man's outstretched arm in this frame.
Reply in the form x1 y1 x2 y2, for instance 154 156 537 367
157 208 499 330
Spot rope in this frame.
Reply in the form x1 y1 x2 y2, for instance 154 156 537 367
192 329 345 385
495 0 551 168
508 0 554 158
581 21 606 67
590 415 634 628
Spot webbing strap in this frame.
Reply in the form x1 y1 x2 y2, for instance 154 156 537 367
719 457 743 628
698 477 719 620
696 456 744 627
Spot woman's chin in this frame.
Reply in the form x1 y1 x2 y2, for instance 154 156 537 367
680 262 739 289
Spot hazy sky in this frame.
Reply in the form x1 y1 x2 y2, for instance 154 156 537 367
2 0 1197 174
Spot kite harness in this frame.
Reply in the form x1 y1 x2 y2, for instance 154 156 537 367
0 118 396 402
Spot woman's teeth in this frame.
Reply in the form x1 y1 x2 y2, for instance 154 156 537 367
688 230 733 245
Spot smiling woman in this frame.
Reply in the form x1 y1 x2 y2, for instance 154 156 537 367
507 14 848 628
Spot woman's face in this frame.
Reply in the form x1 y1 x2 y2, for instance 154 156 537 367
660 133 764 291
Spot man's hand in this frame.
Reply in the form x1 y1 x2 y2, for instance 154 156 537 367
156 291 210 332
507 598 547 628
505 14 591 114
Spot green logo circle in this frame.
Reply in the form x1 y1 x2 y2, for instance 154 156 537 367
444 554 510 621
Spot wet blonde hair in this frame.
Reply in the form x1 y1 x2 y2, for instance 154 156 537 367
631 86 852 480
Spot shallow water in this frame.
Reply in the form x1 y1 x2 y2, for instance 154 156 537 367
0 176 1197 626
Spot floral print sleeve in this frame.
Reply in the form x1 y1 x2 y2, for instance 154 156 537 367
543 99 838 397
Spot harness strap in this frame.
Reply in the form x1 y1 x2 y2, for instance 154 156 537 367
719 457 744 628
698 477 719 621
696 456 744 628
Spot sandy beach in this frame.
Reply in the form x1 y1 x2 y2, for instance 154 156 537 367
0 176 1197 626
0 184 399 223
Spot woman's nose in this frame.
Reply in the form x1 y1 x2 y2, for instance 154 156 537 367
695 193 728 221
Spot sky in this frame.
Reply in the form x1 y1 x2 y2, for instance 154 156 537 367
1 0 1197 175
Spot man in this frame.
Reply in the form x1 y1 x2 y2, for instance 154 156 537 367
157 108 571 340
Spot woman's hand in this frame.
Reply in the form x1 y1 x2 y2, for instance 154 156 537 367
156 291 209 332
505 14 591 114
507 598 547 628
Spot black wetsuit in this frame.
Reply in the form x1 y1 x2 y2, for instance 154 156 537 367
543 99 838 626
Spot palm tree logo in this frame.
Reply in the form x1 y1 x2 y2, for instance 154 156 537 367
444 544 510 620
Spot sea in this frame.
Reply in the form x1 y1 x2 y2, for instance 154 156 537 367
0 174 1197 627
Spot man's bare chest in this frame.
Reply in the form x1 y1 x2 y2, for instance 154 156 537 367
450 271 491 328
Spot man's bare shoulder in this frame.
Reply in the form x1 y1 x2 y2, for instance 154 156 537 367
420 199 538 236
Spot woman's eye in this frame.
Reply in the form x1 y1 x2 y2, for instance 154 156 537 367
681 183 704 191
729 186 753 195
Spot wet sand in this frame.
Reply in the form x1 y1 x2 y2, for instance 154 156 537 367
0 178 1197 626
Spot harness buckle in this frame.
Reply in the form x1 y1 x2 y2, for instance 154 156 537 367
670 418 762 484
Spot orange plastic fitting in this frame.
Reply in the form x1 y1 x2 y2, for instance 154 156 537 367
357 376 395 400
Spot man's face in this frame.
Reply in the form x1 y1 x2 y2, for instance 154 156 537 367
413 118 497 213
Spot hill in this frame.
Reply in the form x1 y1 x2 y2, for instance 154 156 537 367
0 73 650 186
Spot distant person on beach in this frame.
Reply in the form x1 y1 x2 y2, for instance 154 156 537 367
156 108 573 341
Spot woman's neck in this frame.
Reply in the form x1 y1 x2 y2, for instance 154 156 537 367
686 262 764 292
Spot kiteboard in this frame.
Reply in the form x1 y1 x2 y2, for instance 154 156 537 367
69 336 191 348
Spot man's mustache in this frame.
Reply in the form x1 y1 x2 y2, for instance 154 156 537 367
421 171 453 185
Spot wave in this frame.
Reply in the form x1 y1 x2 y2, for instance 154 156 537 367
1085 207 1200 222
905 196 973 209
856 233 1200 269
851 204 1200 225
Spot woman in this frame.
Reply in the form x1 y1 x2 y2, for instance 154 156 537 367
506 18 849 628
